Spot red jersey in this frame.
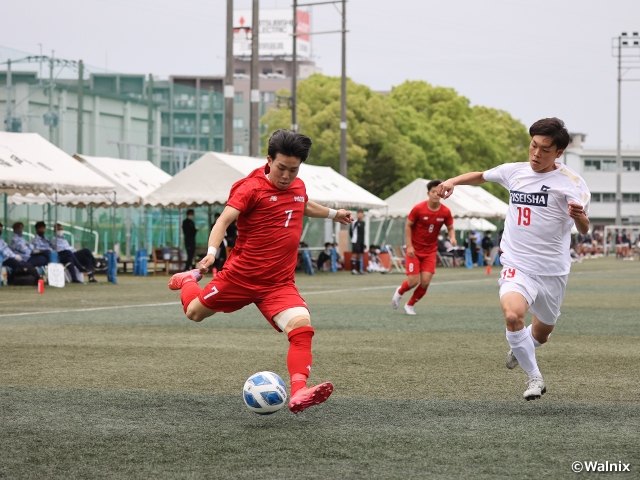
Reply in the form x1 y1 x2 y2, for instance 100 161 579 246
407 201 453 255
224 164 308 288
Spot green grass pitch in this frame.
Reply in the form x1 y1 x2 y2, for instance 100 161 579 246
1 257 639 478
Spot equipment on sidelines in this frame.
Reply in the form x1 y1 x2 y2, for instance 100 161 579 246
242 371 288 415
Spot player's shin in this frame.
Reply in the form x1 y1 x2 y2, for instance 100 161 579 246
407 285 428 306
180 282 202 314
287 326 315 396
398 280 412 295
506 328 541 378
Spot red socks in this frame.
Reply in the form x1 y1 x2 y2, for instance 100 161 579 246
287 326 314 396
398 280 412 295
180 281 201 314
407 285 428 306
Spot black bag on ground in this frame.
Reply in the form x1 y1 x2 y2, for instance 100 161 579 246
8 264 39 286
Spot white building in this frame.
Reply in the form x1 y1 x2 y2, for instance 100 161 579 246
563 134 640 225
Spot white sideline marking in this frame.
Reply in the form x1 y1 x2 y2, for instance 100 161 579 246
0 278 493 318
0 302 181 318
300 278 493 296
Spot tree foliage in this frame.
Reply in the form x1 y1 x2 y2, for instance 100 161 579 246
261 75 530 200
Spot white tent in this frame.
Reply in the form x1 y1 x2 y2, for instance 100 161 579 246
144 152 387 210
456 185 508 219
385 178 500 219
0 133 115 196
10 155 172 207
453 218 497 232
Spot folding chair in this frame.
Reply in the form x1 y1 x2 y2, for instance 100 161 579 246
385 244 405 273
436 251 455 267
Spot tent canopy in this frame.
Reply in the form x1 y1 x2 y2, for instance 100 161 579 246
144 152 387 210
385 178 505 219
453 217 497 232
0 133 115 196
10 155 172 207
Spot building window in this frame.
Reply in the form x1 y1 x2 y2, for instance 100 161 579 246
233 144 244 155
602 193 616 203
261 91 276 103
602 160 617 171
622 193 640 203
584 159 600 171
591 193 601 203
233 117 244 129
623 160 640 171
234 92 244 103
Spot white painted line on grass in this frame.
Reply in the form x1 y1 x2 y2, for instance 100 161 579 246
300 278 494 296
0 302 181 319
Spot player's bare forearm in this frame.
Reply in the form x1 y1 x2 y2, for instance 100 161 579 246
569 202 590 235
199 206 240 272
405 220 415 257
304 201 354 225
447 225 457 246
437 172 486 199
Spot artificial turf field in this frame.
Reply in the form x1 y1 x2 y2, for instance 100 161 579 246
1 257 638 479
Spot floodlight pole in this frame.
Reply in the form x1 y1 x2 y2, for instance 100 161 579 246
49 53 55 143
5 59 11 132
225 0 235 153
250 0 260 156
292 0 298 133
77 60 84 154
615 35 622 226
339 0 347 177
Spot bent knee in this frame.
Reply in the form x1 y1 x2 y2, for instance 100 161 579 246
504 310 525 330
186 308 204 322
287 316 311 331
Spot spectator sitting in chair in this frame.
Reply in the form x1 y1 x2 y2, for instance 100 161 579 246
317 243 333 271
481 231 494 261
0 222 41 280
10 222 47 268
54 223 98 282
32 222 89 283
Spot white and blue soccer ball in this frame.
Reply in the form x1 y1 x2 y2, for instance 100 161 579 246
242 371 288 415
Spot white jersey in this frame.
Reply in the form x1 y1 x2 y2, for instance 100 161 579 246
483 161 590 276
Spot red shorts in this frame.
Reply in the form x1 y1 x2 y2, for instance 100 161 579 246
197 271 308 332
405 250 436 275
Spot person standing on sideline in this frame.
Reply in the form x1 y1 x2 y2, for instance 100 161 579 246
436 117 591 401
349 209 366 274
182 209 198 271
167 130 353 414
391 180 456 315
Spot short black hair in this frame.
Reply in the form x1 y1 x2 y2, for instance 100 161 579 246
35 221 46 229
12 222 24 230
357 209 364 214
186 209 194 216
267 130 312 162
427 179 443 192
529 117 570 150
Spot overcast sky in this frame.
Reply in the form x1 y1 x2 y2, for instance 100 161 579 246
3 0 640 148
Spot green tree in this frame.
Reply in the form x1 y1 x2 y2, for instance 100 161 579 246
261 76 529 200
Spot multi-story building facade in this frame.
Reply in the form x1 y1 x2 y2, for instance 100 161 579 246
564 134 640 224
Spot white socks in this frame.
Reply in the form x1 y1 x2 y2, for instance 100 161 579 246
506 327 541 378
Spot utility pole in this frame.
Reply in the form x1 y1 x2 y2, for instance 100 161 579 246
5 59 11 132
49 53 55 143
77 60 84 154
209 87 215 151
292 0 298 132
147 73 154 161
615 35 622 226
225 0 235 153
250 0 260 156
339 0 347 177
612 31 640 226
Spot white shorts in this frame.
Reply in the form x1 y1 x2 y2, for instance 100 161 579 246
498 266 568 325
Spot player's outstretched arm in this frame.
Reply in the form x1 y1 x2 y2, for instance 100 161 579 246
198 206 241 273
304 200 354 225
437 172 486 199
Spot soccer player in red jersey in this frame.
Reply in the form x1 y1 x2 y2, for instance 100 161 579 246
168 130 353 414
391 179 457 315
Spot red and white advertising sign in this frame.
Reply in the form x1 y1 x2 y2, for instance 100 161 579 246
233 9 311 58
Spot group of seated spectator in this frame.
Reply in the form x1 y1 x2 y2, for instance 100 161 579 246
0 221 98 284
614 229 637 260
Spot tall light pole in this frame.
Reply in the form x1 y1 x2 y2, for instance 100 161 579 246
291 0 298 133
225 0 235 153
339 0 347 177
250 0 260 156
612 31 640 226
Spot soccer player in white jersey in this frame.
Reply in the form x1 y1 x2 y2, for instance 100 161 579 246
437 118 591 400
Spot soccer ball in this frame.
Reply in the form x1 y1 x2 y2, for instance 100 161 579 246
242 371 288 415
